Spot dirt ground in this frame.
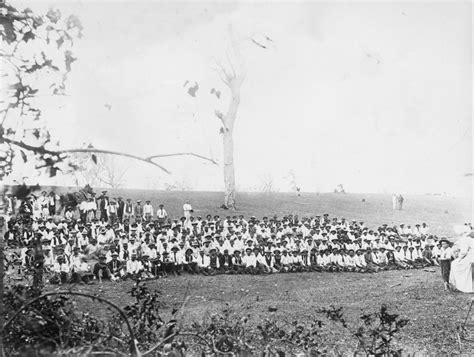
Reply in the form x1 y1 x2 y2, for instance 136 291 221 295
64 267 474 354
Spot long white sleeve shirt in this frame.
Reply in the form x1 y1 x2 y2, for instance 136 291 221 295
126 260 143 274
242 254 257 267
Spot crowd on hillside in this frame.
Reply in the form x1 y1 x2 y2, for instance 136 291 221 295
2 189 471 285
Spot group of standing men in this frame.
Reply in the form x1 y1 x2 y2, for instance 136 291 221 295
77 190 193 226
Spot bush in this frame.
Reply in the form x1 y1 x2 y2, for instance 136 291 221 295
3 282 410 356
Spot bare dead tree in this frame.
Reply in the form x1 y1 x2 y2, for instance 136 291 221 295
211 26 273 210
70 153 129 188
260 173 274 193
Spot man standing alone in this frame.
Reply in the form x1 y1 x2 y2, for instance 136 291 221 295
183 200 193 224
156 204 168 227
117 197 125 223
392 194 398 210
98 191 109 221
398 195 404 210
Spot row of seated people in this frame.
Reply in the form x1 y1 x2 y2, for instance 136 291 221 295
40 243 440 284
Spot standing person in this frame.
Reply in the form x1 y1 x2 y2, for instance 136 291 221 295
31 194 42 220
183 200 193 225
79 199 88 223
124 199 134 222
156 204 168 227
398 194 404 210
449 231 474 293
86 197 97 223
134 200 144 223
117 197 125 223
392 194 397 210
39 191 49 218
108 201 118 224
438 239 453 291
3 191 14 216
143 200 154 222
98 191 109 221
48 191 57 217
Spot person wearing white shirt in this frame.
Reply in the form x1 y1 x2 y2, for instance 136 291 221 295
197 251 212 275
420 223 429 235
316 252 328 269
108 201 118 224
377 248 389 267
280 250 292 272
183 201 193 223
393 247 409 269
126 255 143 277
170 246 185 274
97 230 109 246
156 204 168 226
86 198 97 223
79 200 88 223
52 256 70 284
354 250 368 271
64 208 74 221
242 248 257 273
438 239 453 290
344 251 357 271
371 249 381 266
255 249 270 273
183 248 199 274
71 256 93 283
332 250 345 270
143 201 154 222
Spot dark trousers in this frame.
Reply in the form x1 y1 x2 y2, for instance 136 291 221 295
440 259 451 283
184 262 198 274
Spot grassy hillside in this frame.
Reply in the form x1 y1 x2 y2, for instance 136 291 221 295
52 187 471 236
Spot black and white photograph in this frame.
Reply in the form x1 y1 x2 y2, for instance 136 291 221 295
0 0 472 355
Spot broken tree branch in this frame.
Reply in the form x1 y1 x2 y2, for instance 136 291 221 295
214 110 229 132
145 152 218 165
0 136 219 174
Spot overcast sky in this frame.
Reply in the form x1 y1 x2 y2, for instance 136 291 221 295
13 0 473 195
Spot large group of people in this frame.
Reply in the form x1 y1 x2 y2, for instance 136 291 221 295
2 189 472 290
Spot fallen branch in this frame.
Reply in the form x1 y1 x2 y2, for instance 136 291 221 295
389 283 402 288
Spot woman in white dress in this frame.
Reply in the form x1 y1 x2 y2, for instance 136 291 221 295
449 231 474 293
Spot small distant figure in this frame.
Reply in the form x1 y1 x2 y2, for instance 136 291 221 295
392 194 404 210
183 200 193 222
398 194 404 210
296 187 301 197
392 194 397 210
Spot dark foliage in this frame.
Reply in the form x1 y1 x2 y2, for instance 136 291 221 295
320 304 409 356
3 277 411 356
0 2 82 179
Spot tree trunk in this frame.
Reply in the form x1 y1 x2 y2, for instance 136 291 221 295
223 130 236 209
0 215 5 357
222 85 241 210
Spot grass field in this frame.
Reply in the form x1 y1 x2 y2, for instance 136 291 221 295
60 188 472 236
40 189 474 353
